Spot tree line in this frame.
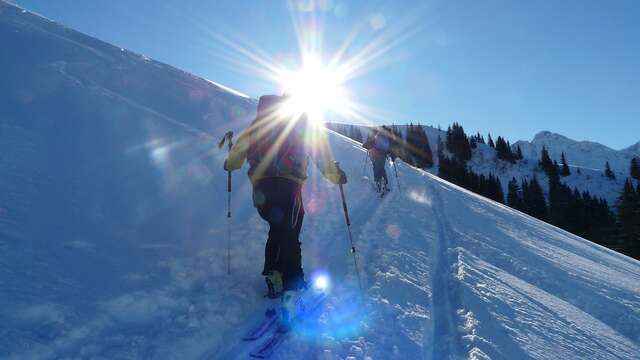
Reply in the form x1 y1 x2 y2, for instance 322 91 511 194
438 123 505 203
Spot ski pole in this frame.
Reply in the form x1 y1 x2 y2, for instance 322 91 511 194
226 167 231 275
335 163 364 293
393 159 401 191
218 131 234 275
361 151 368 178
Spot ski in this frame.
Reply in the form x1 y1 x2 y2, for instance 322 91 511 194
242 307 279 341
249 291 326 359
249 328 288 359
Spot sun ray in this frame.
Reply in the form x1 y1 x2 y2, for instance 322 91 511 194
179 1 441 131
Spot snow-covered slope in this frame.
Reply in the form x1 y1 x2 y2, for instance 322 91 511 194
2 2 640 359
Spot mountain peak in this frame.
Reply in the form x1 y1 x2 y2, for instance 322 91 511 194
532 131 572 144
622 141 640 156
514 130 636 175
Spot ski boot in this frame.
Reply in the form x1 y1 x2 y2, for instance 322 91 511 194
375 179 383 193
279 289 304 332
265 270 283 299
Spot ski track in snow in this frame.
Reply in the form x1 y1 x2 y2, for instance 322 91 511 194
428 179 466 359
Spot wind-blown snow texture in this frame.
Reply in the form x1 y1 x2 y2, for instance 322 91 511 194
1 2 640 359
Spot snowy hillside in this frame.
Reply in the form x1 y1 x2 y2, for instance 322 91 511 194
485 130 640 204
467 143 629 205
2 2 640 359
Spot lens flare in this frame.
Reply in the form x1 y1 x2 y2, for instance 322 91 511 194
278 55 350 123
313 274 329 291
185 0 429 127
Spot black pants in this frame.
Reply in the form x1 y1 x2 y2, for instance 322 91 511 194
372 158 388 188
253 178 305 291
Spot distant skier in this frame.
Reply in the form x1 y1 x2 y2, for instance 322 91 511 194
363 126 392 193
224 94 347 306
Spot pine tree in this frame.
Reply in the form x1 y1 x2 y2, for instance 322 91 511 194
548 170 573 230
616 178 640 258
405 124 434 168
560 152 571 176
437 147 503 204
405 124 417 166
495 136 515 163
487 133 495 148
507 177 524 211
445 123 472 162
414 126 434 168
521 178 530 212
492 176 504 203
527 177 548 221
553 160 561 177
569 187 586 236
630 157 640 181
605 161 616 179
539 146 555 176
516 145 523 160
391 125 405 160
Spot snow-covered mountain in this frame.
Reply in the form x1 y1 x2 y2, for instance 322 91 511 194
622 141 640 156
2 2 640 359
468 143 629 206
476 131 639 205
515 131 639 174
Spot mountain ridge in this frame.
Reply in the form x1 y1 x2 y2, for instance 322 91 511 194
514 130 639 173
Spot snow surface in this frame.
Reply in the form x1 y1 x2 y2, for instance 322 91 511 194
2 2 640 359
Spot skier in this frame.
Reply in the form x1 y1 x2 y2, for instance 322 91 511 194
363 126 392 193
224 94 347 315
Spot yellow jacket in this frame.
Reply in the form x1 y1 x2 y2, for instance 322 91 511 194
225 120 343 185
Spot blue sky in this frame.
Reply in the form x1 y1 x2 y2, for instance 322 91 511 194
13 0 640 149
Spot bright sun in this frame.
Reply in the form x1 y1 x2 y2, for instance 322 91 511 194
278 56 349 122
203 1 422 128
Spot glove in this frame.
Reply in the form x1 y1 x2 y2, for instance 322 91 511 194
223 159 230 171
328 168 347 185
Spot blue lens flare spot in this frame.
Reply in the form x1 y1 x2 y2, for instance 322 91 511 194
314 274 329 291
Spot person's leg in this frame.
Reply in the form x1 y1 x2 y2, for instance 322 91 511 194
253 179 283 276
277 180 306 291
382 166 389 190
373 159 384 191
370 153 380 184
